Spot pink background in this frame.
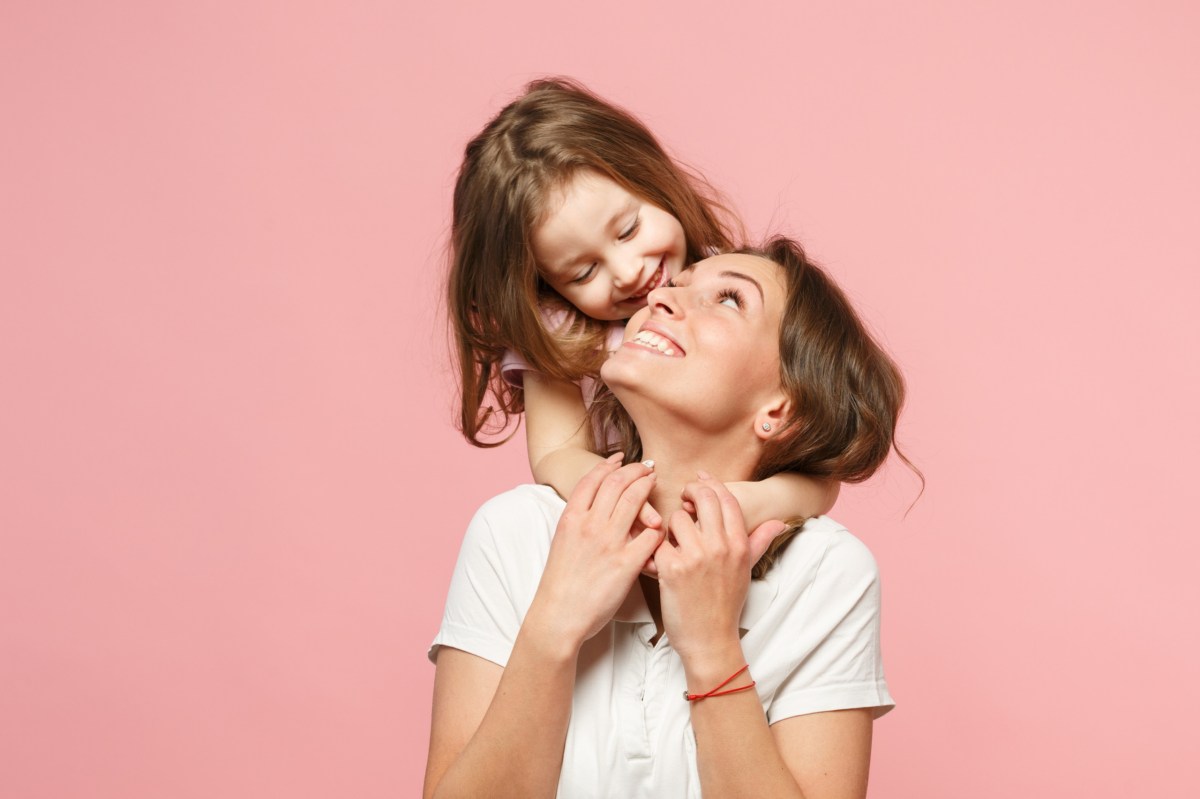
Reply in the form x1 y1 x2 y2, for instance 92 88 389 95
3 1 1198 796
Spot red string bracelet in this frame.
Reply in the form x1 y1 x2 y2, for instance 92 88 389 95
683 664 756 702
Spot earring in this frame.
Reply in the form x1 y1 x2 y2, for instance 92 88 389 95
761 423 771 432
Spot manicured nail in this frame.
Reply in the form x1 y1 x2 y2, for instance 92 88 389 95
697 470 711 479
641 459 655 469
607 452 624 463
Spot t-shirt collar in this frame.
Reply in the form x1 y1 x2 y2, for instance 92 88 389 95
613 576 778 632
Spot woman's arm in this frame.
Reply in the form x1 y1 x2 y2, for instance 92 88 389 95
679 647 873 799
423 459 665 799
423 625 578 799
727 471 840 531
655 475 873 799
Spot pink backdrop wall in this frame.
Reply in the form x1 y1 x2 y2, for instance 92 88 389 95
3 1 1198 796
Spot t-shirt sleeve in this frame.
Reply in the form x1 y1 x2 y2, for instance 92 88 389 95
499 348 532 389
497 306 571 388
766 532 894 723
428 488 555 668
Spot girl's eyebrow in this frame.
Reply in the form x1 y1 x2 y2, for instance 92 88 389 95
554 200 639 271
717 270 764 302
610 197 639 227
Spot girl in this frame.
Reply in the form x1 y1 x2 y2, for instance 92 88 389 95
448 78 837 532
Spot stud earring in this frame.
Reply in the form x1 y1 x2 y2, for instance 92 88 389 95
761 423 772 432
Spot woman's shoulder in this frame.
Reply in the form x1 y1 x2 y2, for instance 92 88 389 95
474 483 565 516
465 484 565 549
771 516 880 586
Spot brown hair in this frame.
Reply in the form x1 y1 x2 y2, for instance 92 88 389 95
448 77 737 446
594 236 919 576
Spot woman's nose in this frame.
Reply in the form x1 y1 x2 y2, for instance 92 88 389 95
646 284 680 317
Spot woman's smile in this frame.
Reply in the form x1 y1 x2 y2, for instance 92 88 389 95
625 322 685 356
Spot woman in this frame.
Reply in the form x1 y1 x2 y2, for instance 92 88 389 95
425 238 906 798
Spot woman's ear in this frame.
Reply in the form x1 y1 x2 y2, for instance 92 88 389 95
754 392 791 442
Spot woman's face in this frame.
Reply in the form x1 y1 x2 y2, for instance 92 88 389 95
601 253 787 433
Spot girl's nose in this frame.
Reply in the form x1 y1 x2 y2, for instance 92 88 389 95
612 254 642 289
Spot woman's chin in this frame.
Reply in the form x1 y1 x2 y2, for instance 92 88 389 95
598 351 635 389
599 358 647 412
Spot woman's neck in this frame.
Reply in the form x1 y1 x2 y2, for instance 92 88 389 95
638 428 760 520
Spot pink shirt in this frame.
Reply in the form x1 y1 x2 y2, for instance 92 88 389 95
499 308 626 450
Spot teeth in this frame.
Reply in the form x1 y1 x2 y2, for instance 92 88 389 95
632 330 677 355
627 264 663 300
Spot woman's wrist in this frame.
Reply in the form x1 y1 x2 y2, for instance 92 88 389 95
678 639 748 690
520 595 588 663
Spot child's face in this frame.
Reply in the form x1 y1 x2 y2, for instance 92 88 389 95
532 170 686 321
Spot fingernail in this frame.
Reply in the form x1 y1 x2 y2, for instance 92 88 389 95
641 459 655 469
607 452 624 463
697 470 711 479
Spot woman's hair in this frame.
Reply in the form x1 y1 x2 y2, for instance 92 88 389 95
595 236 917 576
448 77 738 446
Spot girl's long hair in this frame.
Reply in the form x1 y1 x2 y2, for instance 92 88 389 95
448 78 737 445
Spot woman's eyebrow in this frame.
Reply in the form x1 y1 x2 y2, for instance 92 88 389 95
718 270 764 302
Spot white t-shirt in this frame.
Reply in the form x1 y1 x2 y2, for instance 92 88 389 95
429 485 894 798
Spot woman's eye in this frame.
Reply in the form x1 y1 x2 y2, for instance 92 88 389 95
717 288 744 309
664 278 677 289
618 217 640 241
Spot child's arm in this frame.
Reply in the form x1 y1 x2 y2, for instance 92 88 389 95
523 371 606 497
523 371 663 531
727 473 840 531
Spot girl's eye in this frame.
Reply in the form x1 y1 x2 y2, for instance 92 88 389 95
663 278 677 289
618 216 641 241
572 263 598 284
717 288 744 309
